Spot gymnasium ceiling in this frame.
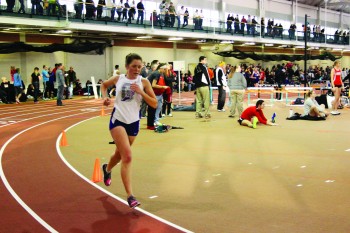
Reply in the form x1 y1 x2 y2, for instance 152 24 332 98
295 0 350 13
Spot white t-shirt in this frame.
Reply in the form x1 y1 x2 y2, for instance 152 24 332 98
112 74 143 124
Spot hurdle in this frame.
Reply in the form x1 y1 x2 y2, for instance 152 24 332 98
247 87 275 106
284 86 313 106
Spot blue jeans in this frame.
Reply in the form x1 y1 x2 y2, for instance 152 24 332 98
155 95 163 123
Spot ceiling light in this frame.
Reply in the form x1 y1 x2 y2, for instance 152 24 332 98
168 37 183 41
57 30 72 34
196 39 206 43
244 42 255 45
343 49 350 52
265 43 274 46
294 46 305 49
278 45 287 48
332 48 342 51
137 36 152 39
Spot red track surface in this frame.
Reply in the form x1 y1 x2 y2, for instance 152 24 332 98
0 100 186 233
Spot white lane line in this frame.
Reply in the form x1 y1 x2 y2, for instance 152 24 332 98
0 112 93 232
58 118 194 233
0 106 102 128
0 101 101 116
0 104 101 120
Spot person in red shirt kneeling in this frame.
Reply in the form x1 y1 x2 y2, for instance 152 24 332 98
238 100 277 129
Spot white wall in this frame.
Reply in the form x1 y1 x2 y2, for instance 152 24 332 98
1 46 350 87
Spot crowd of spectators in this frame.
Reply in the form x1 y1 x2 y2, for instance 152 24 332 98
0 64 84 104
2 0 349 43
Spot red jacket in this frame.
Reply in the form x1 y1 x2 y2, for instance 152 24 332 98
240 106 267 124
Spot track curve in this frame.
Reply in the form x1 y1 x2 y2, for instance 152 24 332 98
0 100 188 233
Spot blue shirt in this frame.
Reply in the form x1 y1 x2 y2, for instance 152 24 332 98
13 73 22 87
42 70 49 82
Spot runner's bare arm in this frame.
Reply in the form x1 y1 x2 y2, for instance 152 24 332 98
102 76 119 106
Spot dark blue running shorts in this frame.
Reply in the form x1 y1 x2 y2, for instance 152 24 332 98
109 117 140 136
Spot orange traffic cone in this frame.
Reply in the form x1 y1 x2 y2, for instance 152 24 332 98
60 131 68 147
91 158 102 183
100 106 106 116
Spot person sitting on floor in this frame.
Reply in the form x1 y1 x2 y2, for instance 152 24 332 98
304 90 329 119
238 99 277 129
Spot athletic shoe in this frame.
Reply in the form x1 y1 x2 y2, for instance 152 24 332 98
167 113 173 117
228 115 235 118
147 125 155 130
162 114 165 117
330 111 340 115
217 109 226 112
102 164 112 186
154 121 162 126
252 117 258 129
195 114 203 119
127 195 141 208
205 114 211 119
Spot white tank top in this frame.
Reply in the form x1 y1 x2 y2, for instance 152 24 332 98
112 74 143 124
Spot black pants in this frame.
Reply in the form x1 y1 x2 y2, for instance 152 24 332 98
46 82 54 98
217 86 226 110
147 106 156 127
162 102 171 115
0 89 8 103
33 81 39 102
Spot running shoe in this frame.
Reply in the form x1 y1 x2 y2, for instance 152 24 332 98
205 114 211 119
330 111 340 115
102 164 112 186
127 195 141 208
252 117 258 129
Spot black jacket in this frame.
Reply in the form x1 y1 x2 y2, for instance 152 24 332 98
194 63 210 88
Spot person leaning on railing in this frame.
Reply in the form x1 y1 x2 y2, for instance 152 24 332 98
136 0 145 24
74 0 83 19
97 0 106 19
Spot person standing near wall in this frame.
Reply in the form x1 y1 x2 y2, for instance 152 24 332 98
13 68 23 104
56 63 66 106
101 53 157 208
193 56 211 119
31 67 41 104
42 65 50 100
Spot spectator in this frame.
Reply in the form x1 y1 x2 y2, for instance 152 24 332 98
122 0 129 22
67 67 77 98
136 0 144 24
168 2 176 27
215 61 227 112
97 0 106 19
116 0 123 21
128 0 136 23
13 68 23 104
241 16 247 34
304 90 328 118
227 14 233 33
193 56 211 119
42 65 50 100
183 7 189 28
0 77 11 104
31 67 41 103
227 65 247 118
56 63 66 106
159 0 166 26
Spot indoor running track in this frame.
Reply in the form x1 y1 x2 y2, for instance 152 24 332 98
0 100 189 233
